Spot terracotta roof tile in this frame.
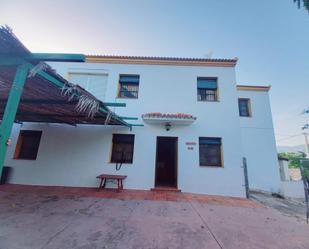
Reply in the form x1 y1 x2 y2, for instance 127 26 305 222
86 55 238 67
87 55 238 62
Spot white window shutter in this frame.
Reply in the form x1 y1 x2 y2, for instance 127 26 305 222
69 73 89 90
87 74 108 101
68 73 108 101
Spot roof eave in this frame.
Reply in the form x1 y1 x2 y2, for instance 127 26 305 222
86 55 238 67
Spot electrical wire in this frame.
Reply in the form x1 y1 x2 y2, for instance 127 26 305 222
276 133 303 142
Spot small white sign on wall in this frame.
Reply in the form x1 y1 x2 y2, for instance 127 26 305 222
186 142 196 150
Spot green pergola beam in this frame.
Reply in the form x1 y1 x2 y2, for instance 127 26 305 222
119 116 138 120
0 54 132 176
0 54 85 66
98 106 131 127
24 62 131 127
0 57 25 66
103 102 126 107
29 53 85 62
0 63 31 175
1 57 131 127
31 63 68 88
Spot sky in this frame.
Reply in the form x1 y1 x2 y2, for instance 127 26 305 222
1 0 309 147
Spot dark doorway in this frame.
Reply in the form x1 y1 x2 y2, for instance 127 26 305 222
155 136 178 188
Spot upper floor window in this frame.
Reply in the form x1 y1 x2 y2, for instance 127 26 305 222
14 130 42 160
111 134 135 164
199 137 222 167
197 77 218 101
118 75 140 99
68 72 108 101
238 98 251 117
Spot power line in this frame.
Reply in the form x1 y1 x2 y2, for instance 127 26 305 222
277 133 302 142
275 133 301 137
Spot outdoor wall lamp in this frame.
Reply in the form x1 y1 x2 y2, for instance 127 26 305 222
165 123 171 131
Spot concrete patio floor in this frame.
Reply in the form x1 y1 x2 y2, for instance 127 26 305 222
0 185 308 249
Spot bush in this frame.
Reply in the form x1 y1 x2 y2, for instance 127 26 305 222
278 152 307 168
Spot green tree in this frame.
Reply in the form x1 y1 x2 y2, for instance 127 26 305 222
294 0 309 12
278 151 307 168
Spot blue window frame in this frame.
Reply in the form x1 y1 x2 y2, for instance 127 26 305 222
118 75 140 99
197 77 218 101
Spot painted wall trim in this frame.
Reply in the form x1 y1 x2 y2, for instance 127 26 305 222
86 55 238 67
237 85 271 92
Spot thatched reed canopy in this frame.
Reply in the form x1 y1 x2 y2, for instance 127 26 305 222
0 26 130 127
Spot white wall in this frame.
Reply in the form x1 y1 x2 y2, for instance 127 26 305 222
238 90 281 193
280 181 305 199
278 159 290 181
278 160 304 199
4 61 253 197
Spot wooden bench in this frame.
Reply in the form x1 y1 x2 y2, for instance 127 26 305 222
96 174 127 192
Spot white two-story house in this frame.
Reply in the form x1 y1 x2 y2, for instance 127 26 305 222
4 55 280 198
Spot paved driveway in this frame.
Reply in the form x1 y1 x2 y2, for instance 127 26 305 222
0 188 308 249
250 191 307 223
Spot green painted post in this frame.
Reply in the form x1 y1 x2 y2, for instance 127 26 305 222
0 63 29 176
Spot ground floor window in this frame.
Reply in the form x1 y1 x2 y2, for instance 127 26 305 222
199 137 222 167
14 130 42 160
110 134 135 164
